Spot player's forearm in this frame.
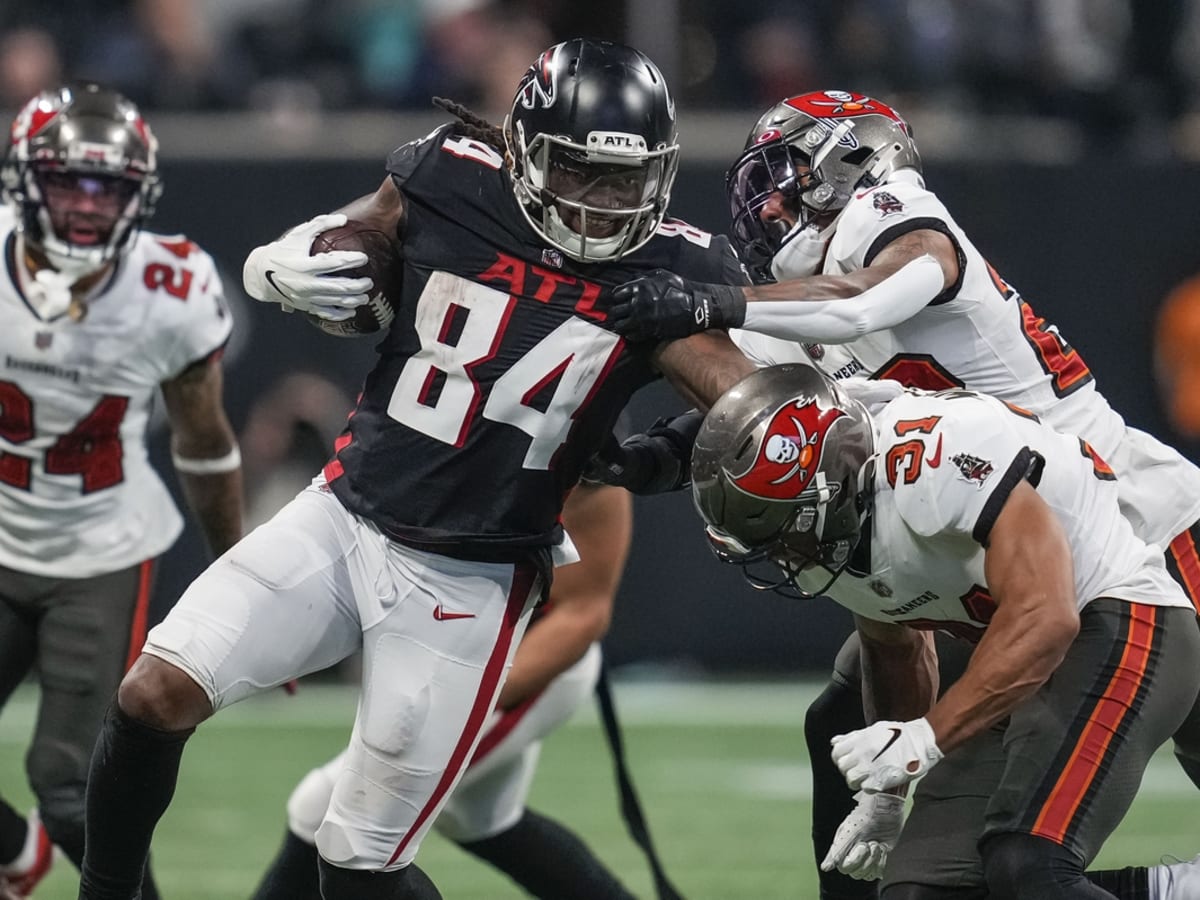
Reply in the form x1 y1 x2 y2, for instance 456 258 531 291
654 331 756 409
178 469 244 558
926 601 1076 753
858 625 938 724
498 603 608 710
740 256 943 343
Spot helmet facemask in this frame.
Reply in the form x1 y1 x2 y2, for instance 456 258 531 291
727 90 921 281
504 39 680 264
691 364 875 600
2 83 162 281
508 118 678 263
705 468 864 600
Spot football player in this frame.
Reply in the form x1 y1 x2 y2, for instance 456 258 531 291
0 84 242 899
251 481 636 900
76 40 754 900
604 89 1200 899
692 364 1200 899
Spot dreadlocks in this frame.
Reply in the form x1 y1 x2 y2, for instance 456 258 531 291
432 97 507 153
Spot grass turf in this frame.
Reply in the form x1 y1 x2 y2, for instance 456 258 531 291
0 679 1196 899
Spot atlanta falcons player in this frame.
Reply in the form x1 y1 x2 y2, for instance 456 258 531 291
76 40 753 900
251 482 637 900
692 364 1200 899
606 89 1200 899
0 83 242 899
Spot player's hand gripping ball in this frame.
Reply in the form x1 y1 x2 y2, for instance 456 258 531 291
306 221 401 337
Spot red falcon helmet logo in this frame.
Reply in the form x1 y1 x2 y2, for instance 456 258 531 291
733 400 846 500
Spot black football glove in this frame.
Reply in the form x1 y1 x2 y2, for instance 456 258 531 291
608 269 746 341
581 410 705 495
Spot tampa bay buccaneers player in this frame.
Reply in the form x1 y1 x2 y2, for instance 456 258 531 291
605 89 1200 899
0 84 243 899
75 40 754 900
692 365 1200 899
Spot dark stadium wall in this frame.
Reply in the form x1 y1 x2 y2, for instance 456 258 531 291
145 159 1200 674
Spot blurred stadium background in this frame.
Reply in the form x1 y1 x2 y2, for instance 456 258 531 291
2 1 1200 896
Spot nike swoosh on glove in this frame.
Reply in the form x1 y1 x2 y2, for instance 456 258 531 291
243 213 374 321
830 718 943 793
820 790 905 880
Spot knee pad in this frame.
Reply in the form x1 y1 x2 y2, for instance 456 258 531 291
981 832 1086 898
287 764 339 843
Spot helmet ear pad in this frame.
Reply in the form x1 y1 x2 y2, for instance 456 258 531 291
504 39 680 263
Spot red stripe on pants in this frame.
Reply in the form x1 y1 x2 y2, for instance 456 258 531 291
386 562 536 866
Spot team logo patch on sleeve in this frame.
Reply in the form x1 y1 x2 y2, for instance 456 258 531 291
872 192 905 216
732 400 845 499
951 452 993 487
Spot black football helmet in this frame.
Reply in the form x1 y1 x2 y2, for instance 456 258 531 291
505 39 679 263
692 364 875 598
2 82 162 278
726 90 921 280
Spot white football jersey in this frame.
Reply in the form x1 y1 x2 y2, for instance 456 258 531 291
0 209 231 577
816 388 1192 638
736 177 1200 549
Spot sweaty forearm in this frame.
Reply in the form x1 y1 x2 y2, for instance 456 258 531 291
740 255 944 343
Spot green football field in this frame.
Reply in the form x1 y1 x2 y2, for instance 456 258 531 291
1 679 1196 899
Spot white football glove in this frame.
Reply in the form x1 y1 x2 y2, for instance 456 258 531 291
831 717 943 793
820 790 905 880
243 213 373 321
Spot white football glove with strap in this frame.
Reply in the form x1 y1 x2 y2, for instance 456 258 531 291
831 717 944 793
820 790 905 880
243 213 373 321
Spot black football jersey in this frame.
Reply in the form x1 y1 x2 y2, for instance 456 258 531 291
325 124 745 561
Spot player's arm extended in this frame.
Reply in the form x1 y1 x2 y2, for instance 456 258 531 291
738 229 956 341
496 483 632 710
854 616 938 725
924 480 1079 753
161 354 244 558
609 229 957 343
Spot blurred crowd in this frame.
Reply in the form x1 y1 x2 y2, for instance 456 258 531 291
3 0 1200 153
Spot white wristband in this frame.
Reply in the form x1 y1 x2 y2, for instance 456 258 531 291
172 446 241 474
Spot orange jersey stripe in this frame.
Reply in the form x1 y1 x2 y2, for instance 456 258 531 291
1168 530 1200 614
1030 604 1157 843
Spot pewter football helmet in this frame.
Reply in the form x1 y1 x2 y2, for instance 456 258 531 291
726 90 921 279
2 82 161 278
692 364 874 597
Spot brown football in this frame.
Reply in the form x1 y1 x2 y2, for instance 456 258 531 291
306 221 401 337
